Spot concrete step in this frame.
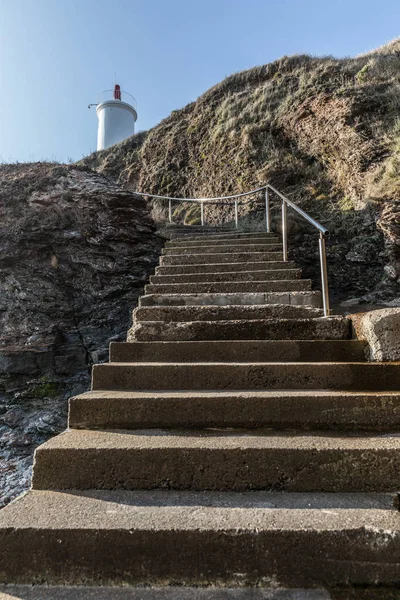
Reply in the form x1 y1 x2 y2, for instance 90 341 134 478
168 229 252 239
91 361 399 391
167 225 234 231
70 389 399 431
150 269 302 284
133 305 324 323
0 584 334 599
109 340 367 363
145 281 312 295
169 230 236 240
169 231 279 242
160 252 283 265
32 429 400 491
170 233 278 242
166 236 281 247
140 291 322 307
163 244 283 255
155 261 297 275
128 316 349 341
1 490 398 587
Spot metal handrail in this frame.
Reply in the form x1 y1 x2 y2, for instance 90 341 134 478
267 184 328 235
138 184 331 316
141 185 267 203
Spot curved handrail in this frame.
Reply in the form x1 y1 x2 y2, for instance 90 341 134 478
267 184 328 236
137 182 331 316
138 184 328 234
140 185 267 204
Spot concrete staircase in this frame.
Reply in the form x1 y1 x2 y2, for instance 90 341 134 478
1 227 400 595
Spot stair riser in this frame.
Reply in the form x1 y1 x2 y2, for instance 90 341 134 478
166 236 280 247
2 526 399 587
32 445 400 492
69 393 399 431
155 262 297 275
140 291 322 307
160 252 283 265
145 281 312 294
163 244 282 255
0 584 334 598
109 341 367 363
150 270 302 284
169 232 274 241
92 363 399 391
128 318 349 342
133 306 323 322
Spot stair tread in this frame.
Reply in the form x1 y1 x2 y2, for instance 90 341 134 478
1 489 398 531
166 238 281 246
140 291 322 309
145 282 312 294
134 305 324 321
163 245 283 253
0 585 332 599
36 428 400 450
76 388 400 399
150 269 302 283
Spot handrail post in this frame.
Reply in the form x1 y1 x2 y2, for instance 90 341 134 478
319 232 331 317
265 187 270 233
282 201 288 262
234 200 238 229
201 201 204 226
168 199 172 223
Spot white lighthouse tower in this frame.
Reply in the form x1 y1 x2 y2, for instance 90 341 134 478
94 85 137 151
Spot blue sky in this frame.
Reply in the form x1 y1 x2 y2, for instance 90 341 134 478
0 0 399 163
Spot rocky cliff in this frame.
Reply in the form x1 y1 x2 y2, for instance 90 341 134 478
0 163 162 505
80 38 400 306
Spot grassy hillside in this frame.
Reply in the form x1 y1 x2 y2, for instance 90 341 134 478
80 39 400 304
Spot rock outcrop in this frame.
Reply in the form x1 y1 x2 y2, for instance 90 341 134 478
0 163 163 506
349 307 400 361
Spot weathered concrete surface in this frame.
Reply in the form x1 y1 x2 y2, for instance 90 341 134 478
168 231 274 241
1 490 399 586
160 252 283 265
150 269 302 284
155 261 297 275
32 429 400 492
349 308 400 361
69 389 400 431
2 224 400 591
145 281 312 295
145 280 312 295
128 316 350 342
133 305 323 322
3 587 395 600
139 291 322 308
91 361 400 391
110 340 367 363
0 585 332 599
166 235 280 247
163 243 283 254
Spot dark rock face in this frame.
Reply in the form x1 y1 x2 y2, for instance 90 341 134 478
0 163 163 506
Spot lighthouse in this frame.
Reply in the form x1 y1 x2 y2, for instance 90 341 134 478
94 85 137 151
